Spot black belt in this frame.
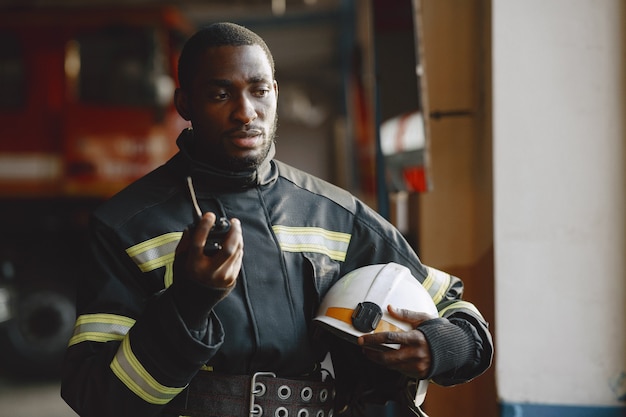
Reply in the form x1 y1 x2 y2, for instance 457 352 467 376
164 371 336 417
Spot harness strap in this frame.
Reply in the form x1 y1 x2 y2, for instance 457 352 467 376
164 371 336 417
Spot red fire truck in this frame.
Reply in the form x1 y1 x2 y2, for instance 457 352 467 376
0 6 193 377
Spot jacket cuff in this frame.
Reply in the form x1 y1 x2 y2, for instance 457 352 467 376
169 278 231 331
417 317 476 380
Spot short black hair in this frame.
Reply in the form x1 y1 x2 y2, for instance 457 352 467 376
177 22 275 91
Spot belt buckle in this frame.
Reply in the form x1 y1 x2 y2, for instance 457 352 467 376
250 372 276 417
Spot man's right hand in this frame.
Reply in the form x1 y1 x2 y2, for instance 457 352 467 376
175 212 243 290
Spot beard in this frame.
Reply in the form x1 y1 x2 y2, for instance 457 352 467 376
225 115 278 171
196 115 278 172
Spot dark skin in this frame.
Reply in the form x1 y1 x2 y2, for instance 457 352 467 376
173 44 277 291
173 44 434 379
358 305 433 379
175 44 278 171
175 212 243 290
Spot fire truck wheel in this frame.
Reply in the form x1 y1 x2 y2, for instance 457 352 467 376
0 286 76 378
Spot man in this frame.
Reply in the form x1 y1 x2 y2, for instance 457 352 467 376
61 23 492 417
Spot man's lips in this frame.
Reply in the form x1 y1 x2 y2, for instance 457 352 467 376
228 129 263 149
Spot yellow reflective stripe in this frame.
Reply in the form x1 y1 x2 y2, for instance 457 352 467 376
438 300 484 320
68 314 135 346
272 225 351 262
421 266 451 305
164 262 174 288
110 335 186 405
126 232 182 273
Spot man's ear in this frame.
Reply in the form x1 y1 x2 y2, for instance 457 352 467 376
174 88 191 121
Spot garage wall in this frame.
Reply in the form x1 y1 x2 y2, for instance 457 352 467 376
416 1 497 416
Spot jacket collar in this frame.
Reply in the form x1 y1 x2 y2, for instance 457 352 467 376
172 128 277 191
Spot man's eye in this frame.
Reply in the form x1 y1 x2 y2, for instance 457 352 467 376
206 88 230 101
254 89 270 98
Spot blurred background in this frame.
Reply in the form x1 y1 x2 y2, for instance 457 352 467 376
0 1 624 417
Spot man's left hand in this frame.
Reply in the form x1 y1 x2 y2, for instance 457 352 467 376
357 305 434 379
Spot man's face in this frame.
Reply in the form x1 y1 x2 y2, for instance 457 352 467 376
177 44 278 171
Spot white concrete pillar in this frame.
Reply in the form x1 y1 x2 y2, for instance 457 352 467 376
493 0 626 415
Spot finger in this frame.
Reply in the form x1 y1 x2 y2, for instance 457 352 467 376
219 218 243 257
214 225 244 275
386 305 435 327
210 219 243 286
358 328 427 347
359 332 432 378
217 246 244 287
209 218 242 266
361 346 431 378
190 212 216 255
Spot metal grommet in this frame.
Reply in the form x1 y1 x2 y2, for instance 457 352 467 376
250 372 276 417
254 382 267 397
328 409 333 417
297 409 310 417
251 404 264 417
278 385 292 400
319 389 328 403
301 387 313 402
316 410 324 417
275 407 289 417
331 389 336 400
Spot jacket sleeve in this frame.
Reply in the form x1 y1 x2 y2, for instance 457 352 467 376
60 217 224 417
340 201 493 386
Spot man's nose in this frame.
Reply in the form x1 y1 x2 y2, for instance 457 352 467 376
231 94 258 125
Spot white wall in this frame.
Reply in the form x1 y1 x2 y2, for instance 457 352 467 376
493 0 626 409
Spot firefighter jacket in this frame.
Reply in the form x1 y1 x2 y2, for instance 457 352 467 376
61 129 493 417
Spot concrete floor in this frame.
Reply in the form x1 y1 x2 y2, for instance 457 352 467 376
0 377 77 417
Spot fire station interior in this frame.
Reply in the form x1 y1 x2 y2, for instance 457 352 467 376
0 0 497 417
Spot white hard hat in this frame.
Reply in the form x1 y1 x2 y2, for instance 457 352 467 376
314 263 437 408
313 262 438 350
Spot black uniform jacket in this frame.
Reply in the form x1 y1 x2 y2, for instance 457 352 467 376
61 129 493 417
